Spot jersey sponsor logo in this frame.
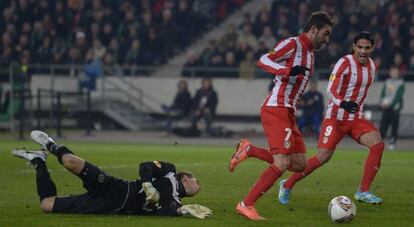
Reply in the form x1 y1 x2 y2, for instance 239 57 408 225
153 160 162 168
329 74 336 81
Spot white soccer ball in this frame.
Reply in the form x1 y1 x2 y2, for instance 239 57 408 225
328 196 357 223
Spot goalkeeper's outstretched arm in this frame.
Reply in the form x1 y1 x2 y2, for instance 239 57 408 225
139 161 176 182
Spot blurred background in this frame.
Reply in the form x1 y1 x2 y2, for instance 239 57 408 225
0 0 413 145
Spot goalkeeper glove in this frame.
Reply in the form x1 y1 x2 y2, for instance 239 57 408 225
142 182 160 203
340 101 359 113
181 204 212 219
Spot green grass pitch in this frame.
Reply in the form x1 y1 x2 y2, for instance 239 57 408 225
1 139 413 226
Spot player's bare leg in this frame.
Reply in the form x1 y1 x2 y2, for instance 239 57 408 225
61 154 85 175
279 148 333 204
237 154 288 220
288 153 307 172
355 131 384 204
31 130 86 175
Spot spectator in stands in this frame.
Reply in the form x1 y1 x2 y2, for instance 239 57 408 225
218 23 239 52
379 66 405 150
190 78 218 136
36 36 52 64
393 52 407 71
192 0 216 28
258 25 276 50
123 38 141 75
159 8 179 61
92 39 106 60
239 50 256 80
207 52 224 78
182 50 201 77
80 50 102 91
3 0 232 71
222 51 238 78
239 13 252 30
297 82 324 137
235 39 250 63
200 40 220 67
106 38 120 64
75 31 88 61
176 0 197 47
252 9 271 37
140 27 162 66
103 52 123 76
51 38 66 67
162 80 192 133
237 23 258 50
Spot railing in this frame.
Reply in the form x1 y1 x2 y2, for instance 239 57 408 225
4 63 414 81
3 63 414 136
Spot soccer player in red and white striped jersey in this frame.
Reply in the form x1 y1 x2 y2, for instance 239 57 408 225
228 11 334 220
279 31 385 205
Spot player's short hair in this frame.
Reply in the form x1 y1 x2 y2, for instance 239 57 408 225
353 31 375 45
304 11 335 32
177 171 195 181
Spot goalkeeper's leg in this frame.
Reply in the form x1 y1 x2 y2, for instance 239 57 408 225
31 130 85 175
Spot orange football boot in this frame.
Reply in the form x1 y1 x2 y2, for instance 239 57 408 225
236 202 266 221
229 138 251 172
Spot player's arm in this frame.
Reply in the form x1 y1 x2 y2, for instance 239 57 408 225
327 58 359 113
256 38 296 76
139 161 176 203
139 161 176 182
327 57 349 106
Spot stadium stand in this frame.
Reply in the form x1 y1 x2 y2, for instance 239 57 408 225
2 0 414 138
189 0 414 80
0 0 246 77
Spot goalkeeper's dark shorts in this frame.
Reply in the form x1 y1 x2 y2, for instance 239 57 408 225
52 162 129 214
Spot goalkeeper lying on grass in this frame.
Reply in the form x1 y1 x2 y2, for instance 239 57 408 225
12 130 212 219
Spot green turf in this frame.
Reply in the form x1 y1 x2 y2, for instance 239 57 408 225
1 139 413 226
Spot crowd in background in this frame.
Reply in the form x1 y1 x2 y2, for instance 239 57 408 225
2 0 414 80
185 0 414 80
0 0 245 78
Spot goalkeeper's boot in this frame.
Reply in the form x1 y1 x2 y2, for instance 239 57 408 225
31 130 55 151
278 179 291 205
12 149 47 167
236 202 265 221
229 138 251 172
354 191 383 205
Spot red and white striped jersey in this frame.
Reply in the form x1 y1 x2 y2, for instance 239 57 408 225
257 33 315 110
325 54 376 121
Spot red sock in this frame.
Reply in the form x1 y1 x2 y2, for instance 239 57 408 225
243 165 282 206
248 145 273 164
360 143 384 192
284 156 322 189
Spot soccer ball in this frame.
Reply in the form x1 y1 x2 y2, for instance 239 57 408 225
328 196 357 223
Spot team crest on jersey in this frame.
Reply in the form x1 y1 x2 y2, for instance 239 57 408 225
284 140 291 149
153 160 162 168
98 173 106 183
329 74 336 81
323 136 329 144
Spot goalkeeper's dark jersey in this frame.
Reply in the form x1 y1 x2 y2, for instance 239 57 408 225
52 161 185 216
117 161 186 216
